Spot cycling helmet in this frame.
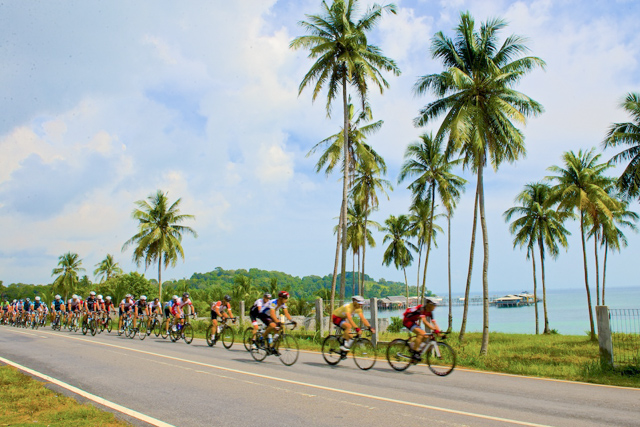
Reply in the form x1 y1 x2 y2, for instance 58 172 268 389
97 295 103 300
72 294 78 299
106 296 112 301
263 293 271 299
278 291 289 299
26 298 30 302
125 294 132 298
172 295 179 300
154 297 159 301
55 295 61 300
140 295 147 300
352 295 365 305
224 295 231 302
183 292 190 299
35 296 40 301
89 291 96 296
424 298 437 306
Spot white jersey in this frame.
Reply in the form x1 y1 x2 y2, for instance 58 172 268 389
259 298 287 315
176 297 193 309
252 298 264 309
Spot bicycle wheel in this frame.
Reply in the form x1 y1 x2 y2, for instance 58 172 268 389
170 326 180 342
426 342 456 377
138 319 147 340
205 325 215 347
153 320 161 337
183 324 193 344
250 337 268 362
90 319 97 336
221 325 235 349
243 327 255 351
276 335 299 366
82 321 88 335
161 319 170 339
352 338 376 371
321 335 342 365
386 339 412 372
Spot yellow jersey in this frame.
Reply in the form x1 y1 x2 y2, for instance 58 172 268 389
332 302 363 319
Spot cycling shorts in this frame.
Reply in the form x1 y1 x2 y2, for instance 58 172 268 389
332 315 347 328
257 312 273 326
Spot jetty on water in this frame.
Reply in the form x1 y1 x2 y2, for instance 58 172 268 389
362 292 540 310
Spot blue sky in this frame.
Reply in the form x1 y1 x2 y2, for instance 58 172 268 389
1 0 639 295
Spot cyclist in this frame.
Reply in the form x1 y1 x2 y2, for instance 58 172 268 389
102 296 115 329
30 296 44 325
164 295 179 334
258 291 296 352
210 295 234 341
148 297 162 317
171 293 195 331
51 295 65 326
250 293 271 341
119 294 135 332
402 298 441 361
133 295 149 330
332 295 375 353
84 291 99 326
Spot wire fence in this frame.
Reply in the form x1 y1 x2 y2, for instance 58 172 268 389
609 309 640 367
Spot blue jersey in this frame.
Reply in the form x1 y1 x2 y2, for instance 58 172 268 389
259 299 287 315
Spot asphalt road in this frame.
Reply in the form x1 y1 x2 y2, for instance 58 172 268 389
0 325 638 427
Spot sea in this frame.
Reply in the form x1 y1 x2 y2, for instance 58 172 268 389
363 286 640 336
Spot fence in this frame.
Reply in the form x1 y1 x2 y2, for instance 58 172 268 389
609 309 640 368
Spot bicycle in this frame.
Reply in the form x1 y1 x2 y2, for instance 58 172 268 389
135 313 147 340
386 332 456 376
169 313 195 344
82 312 98 336
68 311 80 332
250 322 299 366
51 312 63 331
243 324 266 351
206 317 236 349
118 313 135 338
322 327 377 370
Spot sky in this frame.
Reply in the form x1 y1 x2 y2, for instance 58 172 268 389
1 0 639 296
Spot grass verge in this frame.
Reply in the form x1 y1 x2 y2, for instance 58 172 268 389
0 365 130 426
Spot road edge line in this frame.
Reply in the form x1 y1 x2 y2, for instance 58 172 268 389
0 355 175 427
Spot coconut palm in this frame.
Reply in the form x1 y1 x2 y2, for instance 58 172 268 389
345 201 381 296
399 133 465 304
52 252 85 300
547 149 618 340
381 215 417 306
93 254 123 283
597 199 638 305
603 92 640 200
291 0 400 317
504 182 571 334
413 12 545 354
350 160 392 295
407 198 444 297
122 190 197 303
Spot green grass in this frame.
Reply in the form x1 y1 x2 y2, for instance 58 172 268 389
0 365 130 427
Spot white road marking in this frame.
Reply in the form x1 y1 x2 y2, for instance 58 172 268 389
4 328 556 427
0 355 175 427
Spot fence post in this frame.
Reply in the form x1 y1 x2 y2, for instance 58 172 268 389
370 297 378 346
596 306 614 367
315 298 324 337
239 301 245 328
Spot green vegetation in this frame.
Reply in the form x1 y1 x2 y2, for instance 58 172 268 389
0 365 129 426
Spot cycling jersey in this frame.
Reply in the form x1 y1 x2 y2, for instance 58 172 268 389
53 300 64 311
104 300 114 311
86 297 98 311
402 305 432 330
259 299 286 315
136 300 148 312
332 302 363 319
176 297 193 309
33 301 41 310
147 301 160 310
120 298 134 311
24 301 31 311
70 299 82 311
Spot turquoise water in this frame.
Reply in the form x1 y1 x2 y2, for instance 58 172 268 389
364 286 640 336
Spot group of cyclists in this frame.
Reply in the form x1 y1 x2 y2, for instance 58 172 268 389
1 288 444 367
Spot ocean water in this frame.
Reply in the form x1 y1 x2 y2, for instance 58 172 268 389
364 286 640 336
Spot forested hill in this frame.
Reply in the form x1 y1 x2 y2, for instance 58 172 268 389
172 267 420 299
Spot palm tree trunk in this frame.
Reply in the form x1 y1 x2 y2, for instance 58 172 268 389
361 212 368 296
580 211 596 340
416 244 422 298
538 239 550 334
531 249 539 335
340 75 349 302
459 179 480 342
421 186 436 303
330 199 345 333
158 258 162 303
478 166 490 356
357 250 361 296
603 240 608 305
447 212 453 333
594 229 600 306
403 268 409 307
352 251 356 295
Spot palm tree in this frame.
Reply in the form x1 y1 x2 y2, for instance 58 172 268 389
345 201 381 296
399 133 465 304
603 92 640 200
93 254 123 283
52 252 85 300
122 190 197 303
350 161 392 295
291 0 400 316
599 199 638 305
381 215 417 306
413 12 545 354
407 198 444 298
547 149 618 340
504 182 571 334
